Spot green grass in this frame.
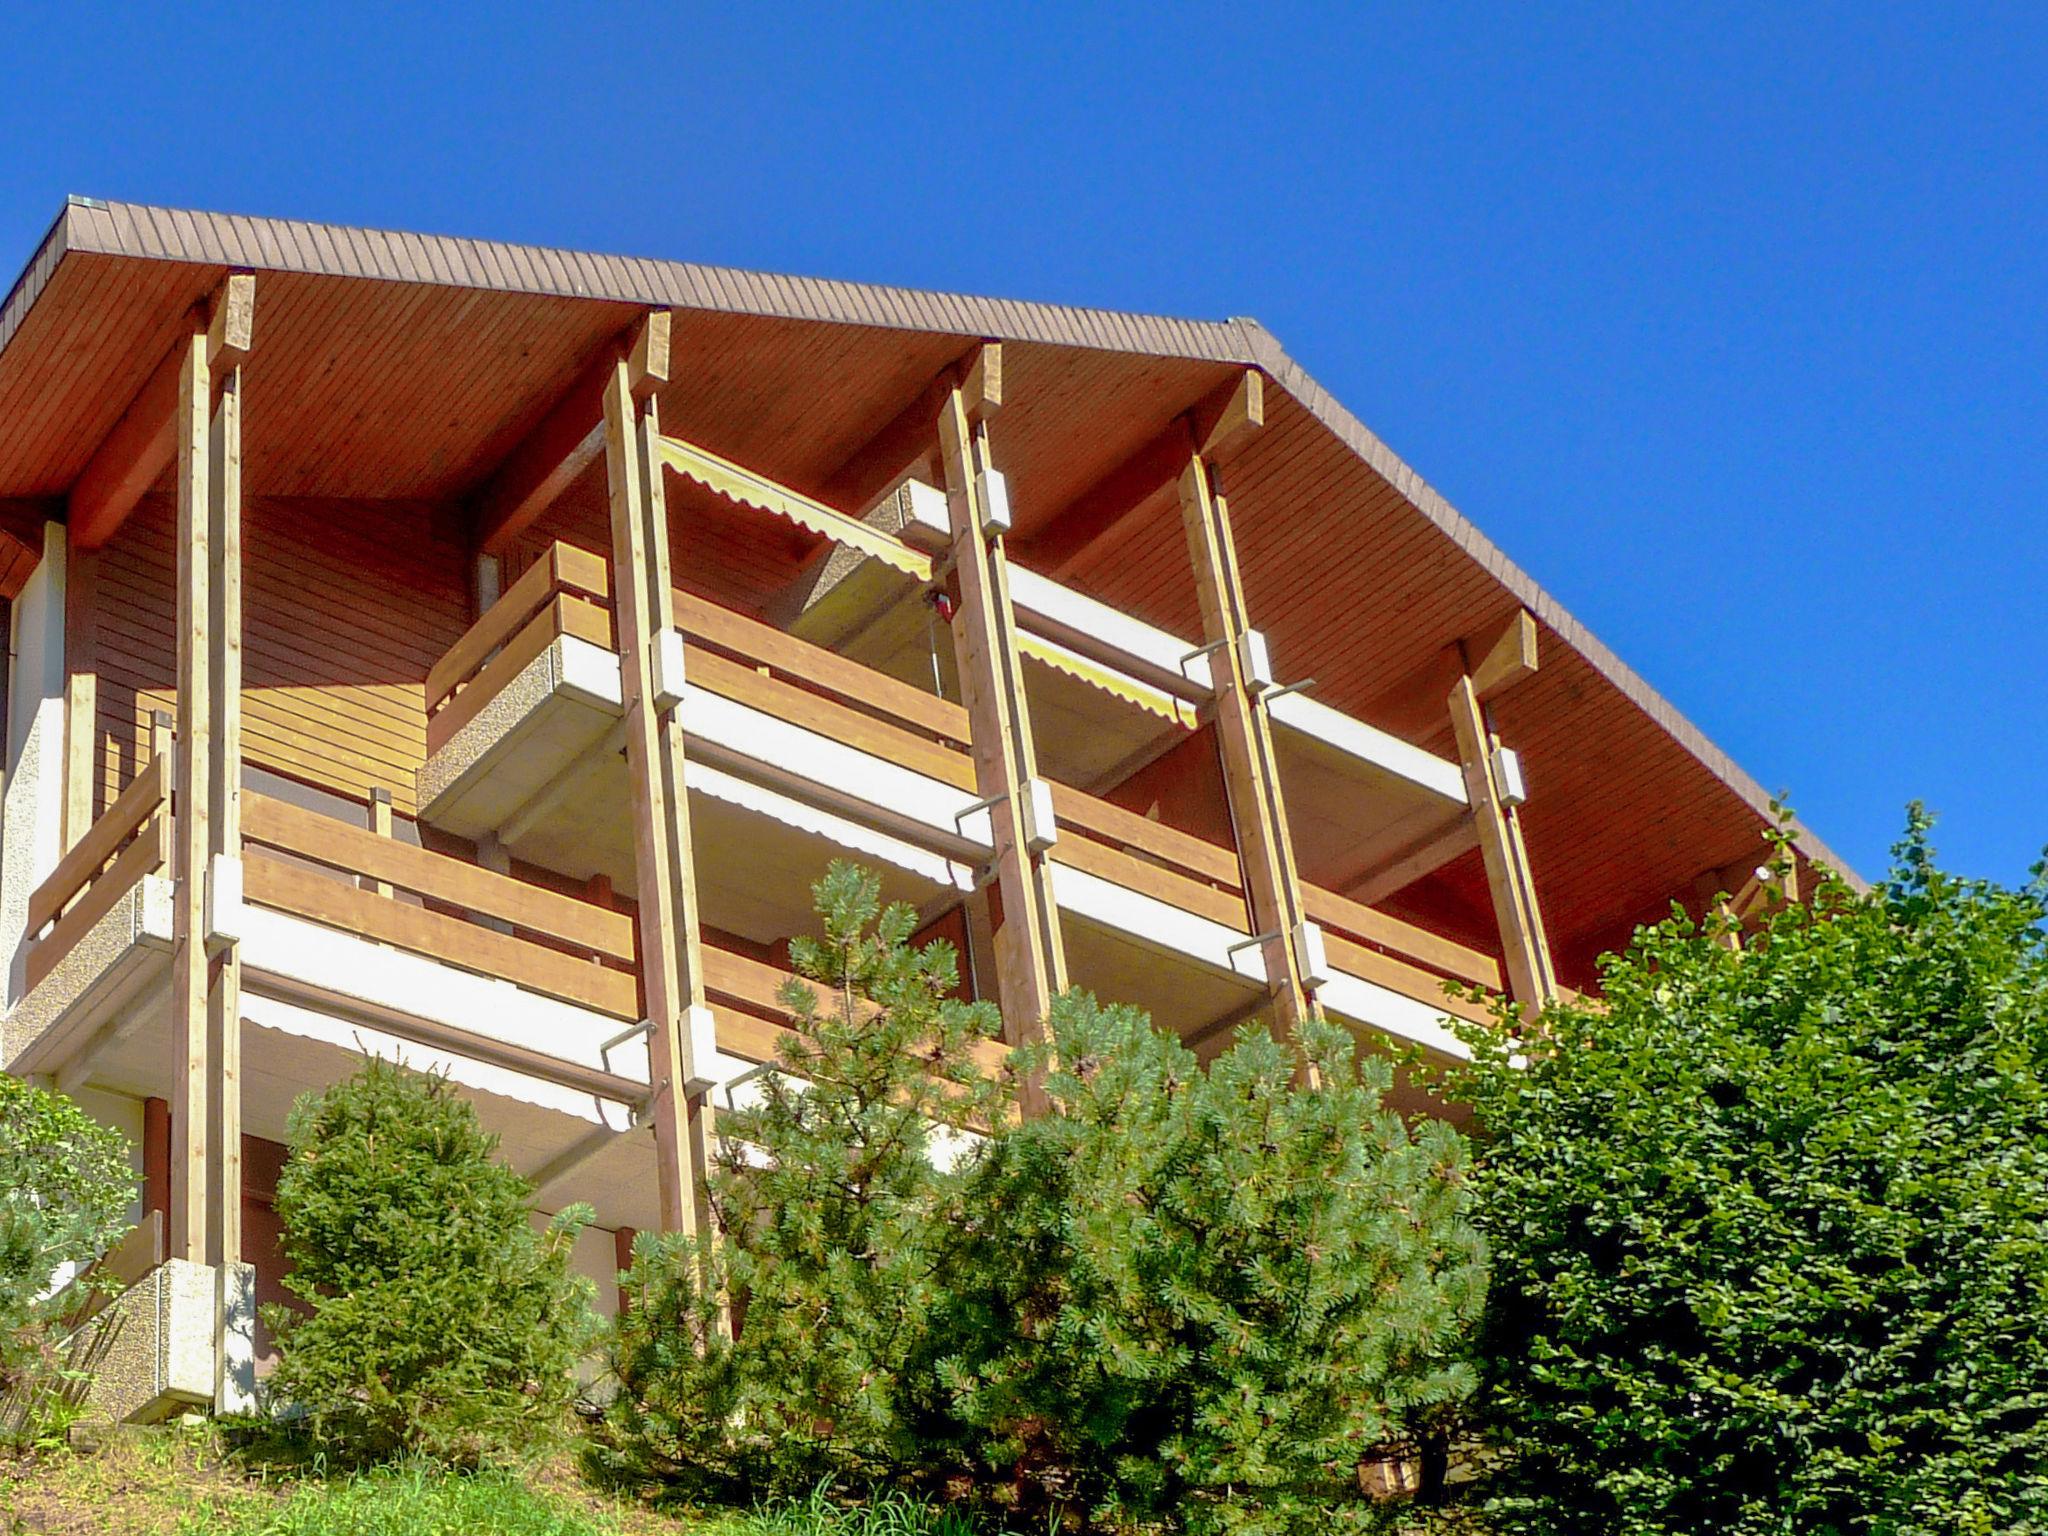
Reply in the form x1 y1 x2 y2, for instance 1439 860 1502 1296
175 1464 629 1534
0 1423 1013 1536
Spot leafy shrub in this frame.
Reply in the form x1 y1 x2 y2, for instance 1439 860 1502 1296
1457 814 2048 1535
596 861 1006 1499
935 996 1485 1535
265 1058 596 1468
0 1074 135 1404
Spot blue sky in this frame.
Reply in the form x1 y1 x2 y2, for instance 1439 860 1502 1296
5 5 2042 886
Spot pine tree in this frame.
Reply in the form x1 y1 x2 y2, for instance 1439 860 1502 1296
935 995 1486 1536
598 861 1007 1498
266 1057 596 1468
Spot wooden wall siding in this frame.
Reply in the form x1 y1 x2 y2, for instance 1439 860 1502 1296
89 494 470 817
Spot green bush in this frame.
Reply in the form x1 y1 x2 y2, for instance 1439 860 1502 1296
0 1073 135 1396
1456 814 2048 1535
596 861 1006 1499
265 1058 597 1468
935 996 1485 1535
600 862 1485 1534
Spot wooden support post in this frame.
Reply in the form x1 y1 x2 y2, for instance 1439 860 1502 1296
1446 672 1556 1012
934 347 1067 1089
1177 441 1318 1043
204 359 246 1412
366 788 394 897
168 327 212 1268
600 317 715 1239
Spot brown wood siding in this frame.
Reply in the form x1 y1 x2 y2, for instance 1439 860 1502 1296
89 493 471 817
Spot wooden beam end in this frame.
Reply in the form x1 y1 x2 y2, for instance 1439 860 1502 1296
1470 610 1539 702
963 343 1002 419
207 274 256 369
629 311 672 399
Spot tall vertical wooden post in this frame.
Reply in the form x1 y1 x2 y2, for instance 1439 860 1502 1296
935 346 1067 1085
169 327 213 1267
1446 632 1556 1012
168 274 253 1296
205 353 247 1411
1177 413 1318 1042
601 313 714 1238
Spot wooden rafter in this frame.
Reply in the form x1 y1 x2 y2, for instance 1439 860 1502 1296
815 344 999 515
70 276 253 550
473 312 671 556
1022 370 1263 579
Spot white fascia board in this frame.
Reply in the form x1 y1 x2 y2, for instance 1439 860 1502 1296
1007 566 1208 691
680 685 997 852
1267 691 1468 806
1315 969 1471 1062
684 761 975 891
1050 862 1269 986
237 902 648 1108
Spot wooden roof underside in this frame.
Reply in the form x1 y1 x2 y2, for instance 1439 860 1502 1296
0 198 1856 974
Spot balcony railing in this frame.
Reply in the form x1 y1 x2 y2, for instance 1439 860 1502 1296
26 748 171 993
417 542 1502 1036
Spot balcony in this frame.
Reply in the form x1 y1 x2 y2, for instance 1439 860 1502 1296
416 539 1499 1066
8 737 987 1235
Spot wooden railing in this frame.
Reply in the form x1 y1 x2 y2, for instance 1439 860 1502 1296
426 543 613 754
422 541 1502 1021
25 750 172 992
242 789 642 1019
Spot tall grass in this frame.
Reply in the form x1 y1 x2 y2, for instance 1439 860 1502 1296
736 1485 999 1536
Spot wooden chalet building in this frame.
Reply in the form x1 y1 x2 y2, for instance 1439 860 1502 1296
0 197 1846 1419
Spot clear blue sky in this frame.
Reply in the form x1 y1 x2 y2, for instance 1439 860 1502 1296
6 5 2042 887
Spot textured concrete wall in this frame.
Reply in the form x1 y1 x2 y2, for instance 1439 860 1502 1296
67 1259 257 1424
2 522 65 1009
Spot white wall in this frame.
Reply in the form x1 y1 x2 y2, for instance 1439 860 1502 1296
2 524 66 1009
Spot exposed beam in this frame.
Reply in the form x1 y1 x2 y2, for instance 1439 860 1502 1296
1021 370 1263 579
601 313 716 1242
69 275 254 550
813 343 993 515
472 311 670 557
1341 816 1482 908
1447 674 1556 1013
1179 441 1319 1047
936 346 1067 1102
1470 609 1539 702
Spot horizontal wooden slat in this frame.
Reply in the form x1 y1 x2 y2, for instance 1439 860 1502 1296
1320 929 1495 1026
425 599 566 754
687 648 978 791
29 751 166 934
27 812 168 992
243 852 640 1019
427 542 611 710
1048 780 1242 891
1050 834 1250 933
674 588 966 743
1301 882 1501 991
242 792 635 962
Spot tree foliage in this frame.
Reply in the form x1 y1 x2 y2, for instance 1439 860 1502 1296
597 861 1006 1497
599 861 1487 1536
266 1057 596 1468
936 997 1485 1536
1457 812 2048 1535
0 1074 135 1389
